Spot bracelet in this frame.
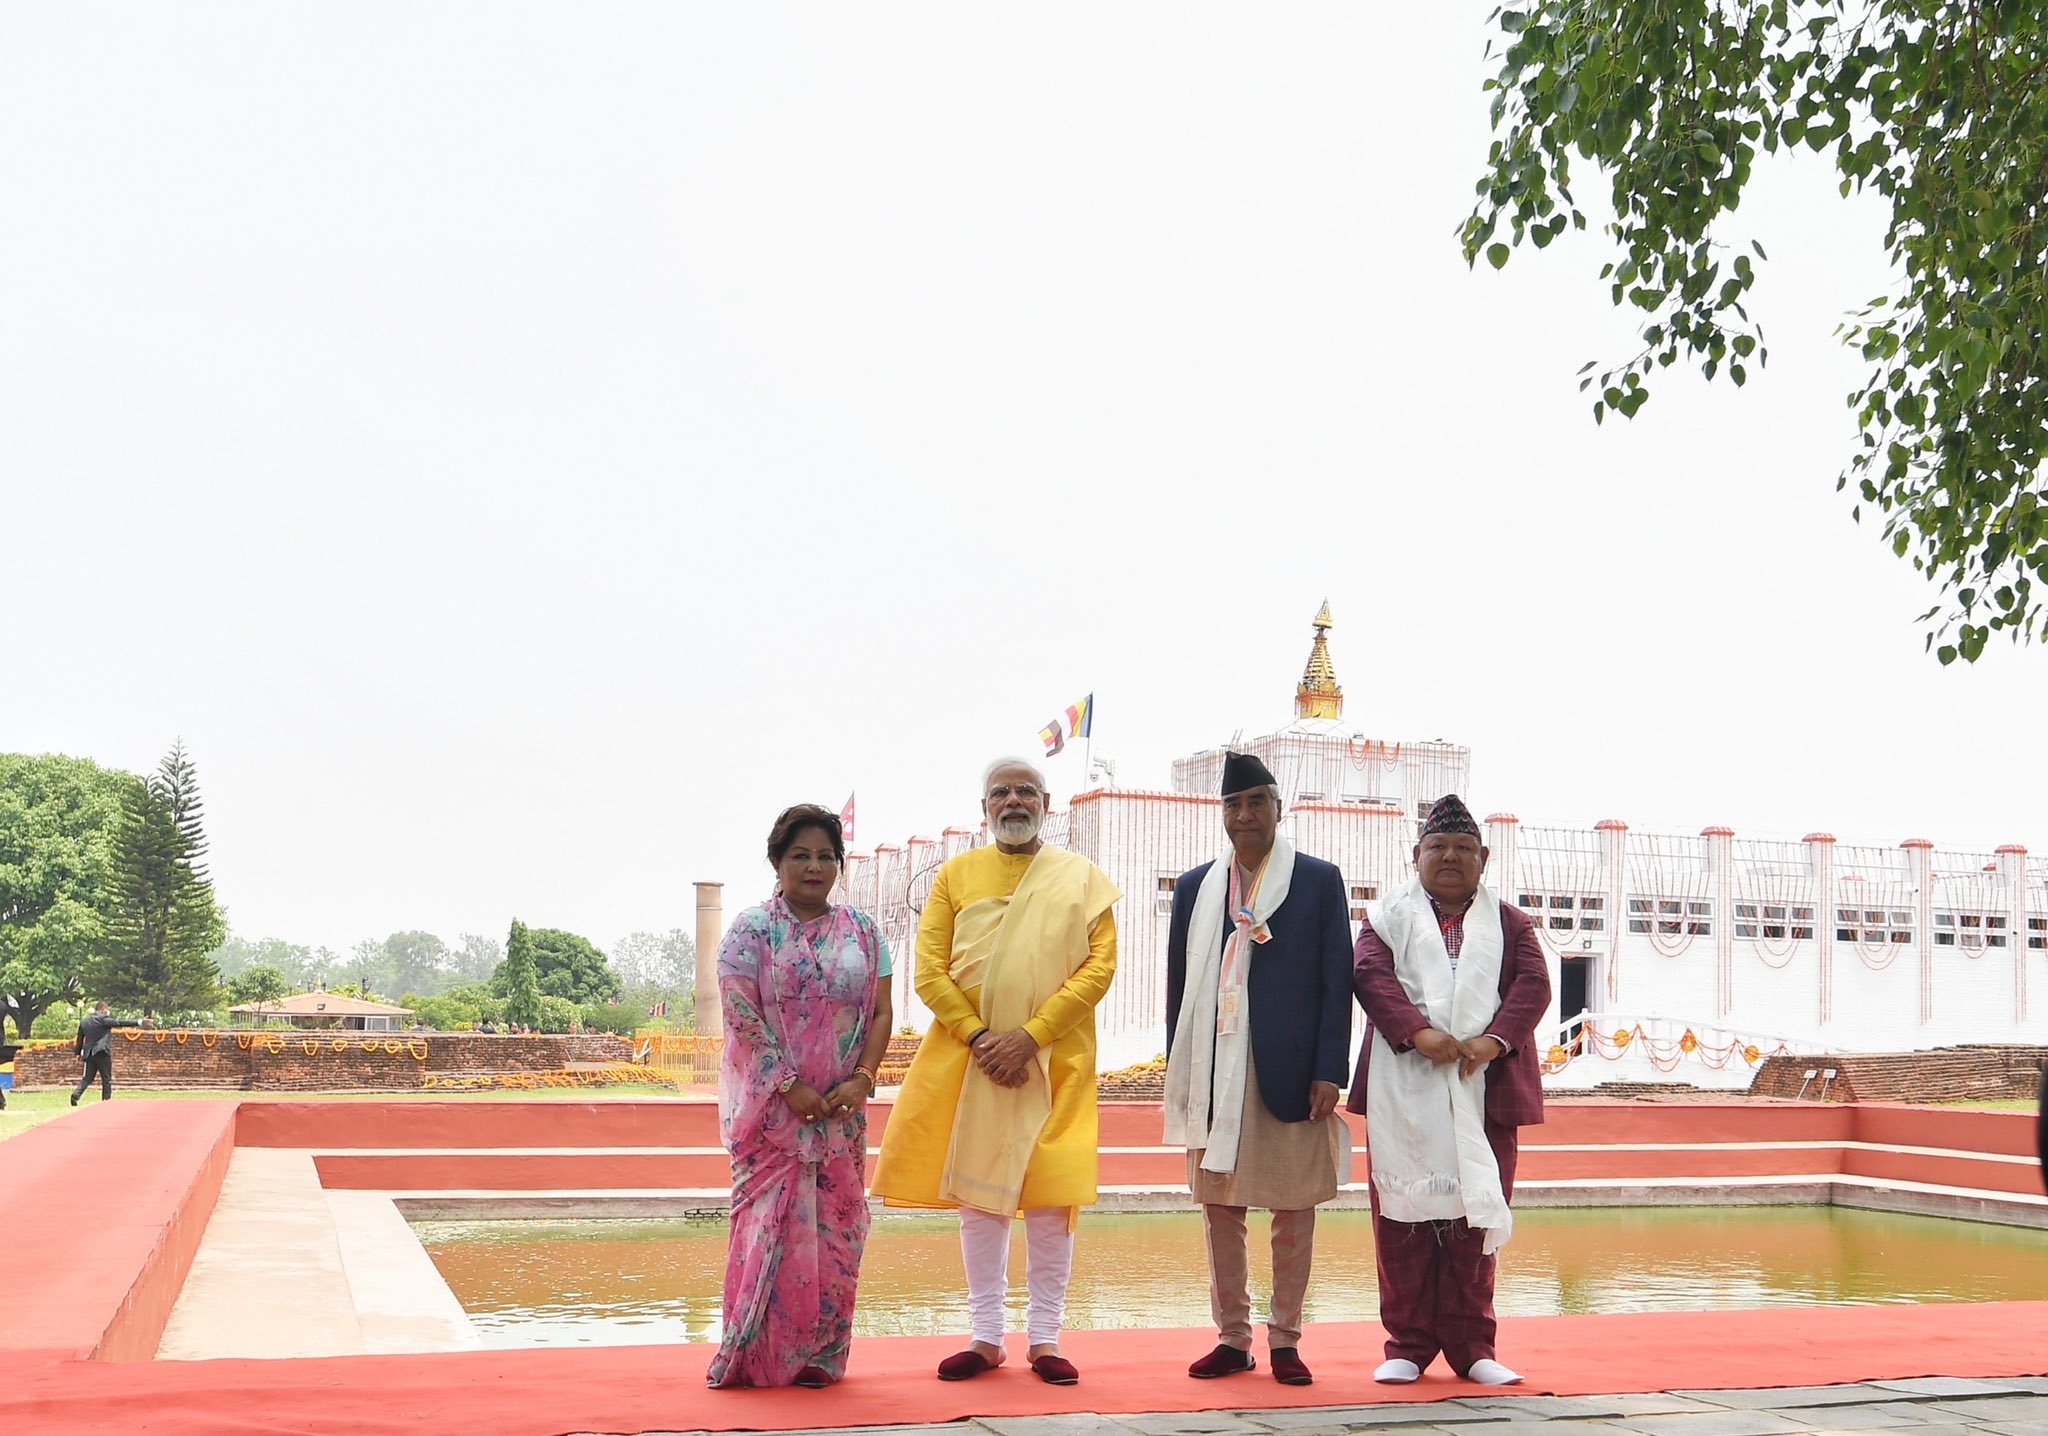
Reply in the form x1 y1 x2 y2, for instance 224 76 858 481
853 1065 876 1089
966 1027 990 1048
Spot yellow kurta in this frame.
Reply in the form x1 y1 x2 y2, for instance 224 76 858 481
872 843 1118 1214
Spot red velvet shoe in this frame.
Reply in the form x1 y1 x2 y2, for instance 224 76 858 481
1030 1354 1080 1385
937 1350 997 1381
1269 1347 1313 1386
1187 1344 1256 1378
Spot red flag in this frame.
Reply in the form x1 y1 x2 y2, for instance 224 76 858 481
839 793 856 844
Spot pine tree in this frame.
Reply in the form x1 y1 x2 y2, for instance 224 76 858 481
500 919 543 1029
90 741 224 1018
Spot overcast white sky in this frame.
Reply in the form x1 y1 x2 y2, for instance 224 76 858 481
6 4 2044 958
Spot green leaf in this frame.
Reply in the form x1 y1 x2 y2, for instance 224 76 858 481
1466 0 2048 658
1486 243 1511 270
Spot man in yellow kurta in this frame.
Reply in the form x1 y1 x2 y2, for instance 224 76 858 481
872 756 1118 1387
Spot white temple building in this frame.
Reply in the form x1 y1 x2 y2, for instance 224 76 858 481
841 606 2048 1087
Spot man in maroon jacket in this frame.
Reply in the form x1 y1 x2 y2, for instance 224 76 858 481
1348 795 1551 1387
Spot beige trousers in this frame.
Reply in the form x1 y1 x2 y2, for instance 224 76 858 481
1202 1203 1317 1351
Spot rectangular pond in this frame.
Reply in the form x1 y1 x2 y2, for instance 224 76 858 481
411 1206 2048 1349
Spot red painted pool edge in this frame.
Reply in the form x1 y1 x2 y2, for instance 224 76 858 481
4 1096 2044 1374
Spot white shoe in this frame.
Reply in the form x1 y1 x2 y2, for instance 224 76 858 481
1374 1358 1421 1384
1466 1358 1522 1386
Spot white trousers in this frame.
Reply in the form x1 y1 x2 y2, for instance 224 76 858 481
959 1206 1074 1348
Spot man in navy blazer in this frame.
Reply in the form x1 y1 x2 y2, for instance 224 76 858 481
1164 752 1353 1388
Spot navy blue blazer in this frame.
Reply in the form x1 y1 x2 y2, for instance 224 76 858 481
1165 851 1355 1124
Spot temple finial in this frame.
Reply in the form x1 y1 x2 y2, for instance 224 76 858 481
1296 603 1342 719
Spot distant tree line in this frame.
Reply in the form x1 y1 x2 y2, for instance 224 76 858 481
0 747 695 1041
212 922 695 1035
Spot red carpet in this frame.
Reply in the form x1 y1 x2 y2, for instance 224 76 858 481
5 1304 2047 1436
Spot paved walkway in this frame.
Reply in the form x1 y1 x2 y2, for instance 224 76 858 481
157 1146 479 1358
596 1378 2048 1436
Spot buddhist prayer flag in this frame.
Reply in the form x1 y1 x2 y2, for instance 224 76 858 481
1039 693 1094 757
839 793 856 844
648 999 668 1018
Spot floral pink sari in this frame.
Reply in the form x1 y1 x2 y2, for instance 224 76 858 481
707 894 883 1387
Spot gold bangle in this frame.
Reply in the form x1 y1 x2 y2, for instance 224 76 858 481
853 1065 876 1088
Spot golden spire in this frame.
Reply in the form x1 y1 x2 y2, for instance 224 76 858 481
1296 600 1342 719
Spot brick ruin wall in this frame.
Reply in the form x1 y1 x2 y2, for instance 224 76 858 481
12 1031 636 1092
1749 1044 2048 1103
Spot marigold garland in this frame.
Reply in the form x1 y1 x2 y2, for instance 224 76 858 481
420 1064 679 1092
1541 1022 1789 1076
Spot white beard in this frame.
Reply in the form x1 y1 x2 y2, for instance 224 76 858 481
993 810 1042 844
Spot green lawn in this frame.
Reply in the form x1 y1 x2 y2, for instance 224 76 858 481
0 1083 694 1142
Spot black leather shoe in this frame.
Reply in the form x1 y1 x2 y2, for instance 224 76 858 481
1188 1343 1255 1378
1270 1347 1313 1385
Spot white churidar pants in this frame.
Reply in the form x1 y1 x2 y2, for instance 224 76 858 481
958 1206 1074 1348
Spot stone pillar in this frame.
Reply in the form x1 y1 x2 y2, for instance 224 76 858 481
1484 812 1519 907
1902 838 1935 1025
1998 844 2029 1023
1702 827 1735 1018
694 881 724 1038
1806 833 1837 1028
1595 819 1629 1008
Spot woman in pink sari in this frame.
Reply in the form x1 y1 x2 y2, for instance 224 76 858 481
708 803 893 1389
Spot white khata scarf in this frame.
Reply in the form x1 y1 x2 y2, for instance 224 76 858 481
1163 836 1294 1174
1364 876 1513 1253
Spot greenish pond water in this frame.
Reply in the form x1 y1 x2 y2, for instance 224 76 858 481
412 1206 2048 1349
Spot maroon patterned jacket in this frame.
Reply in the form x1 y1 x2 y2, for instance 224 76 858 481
1346 896 1550 1128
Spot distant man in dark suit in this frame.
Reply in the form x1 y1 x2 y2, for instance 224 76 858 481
72 1002 143 1105
1351 794 1550 1388
1164 751 1353 1389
